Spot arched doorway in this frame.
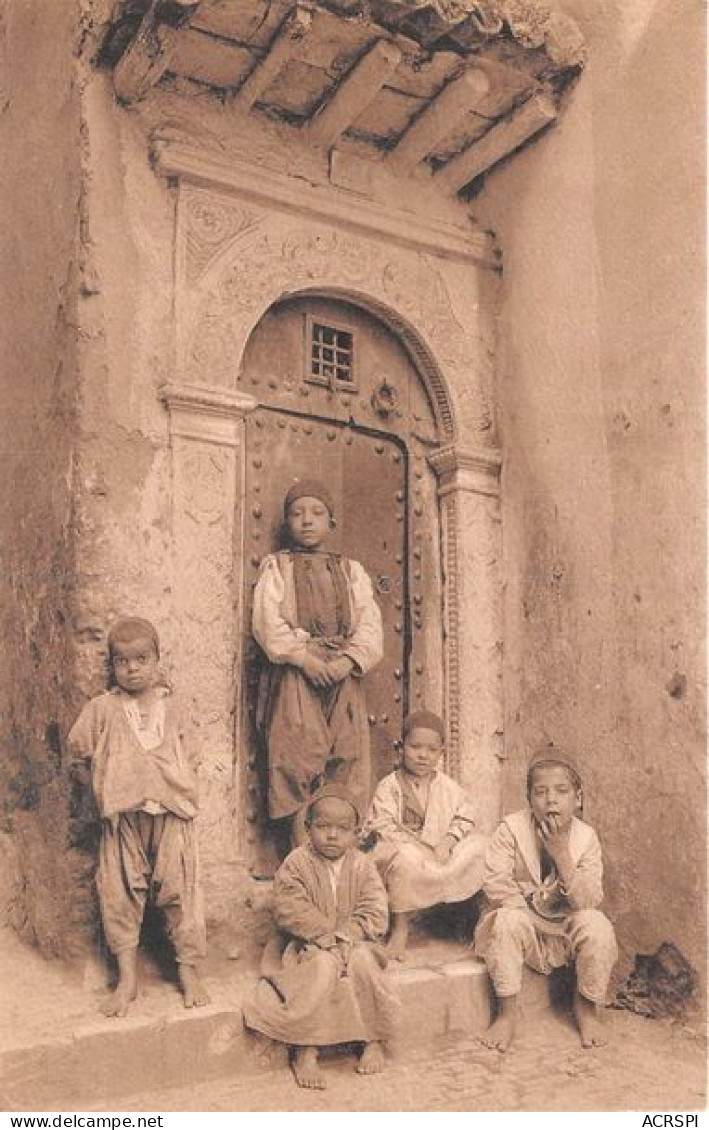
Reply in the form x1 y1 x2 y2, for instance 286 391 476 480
239 294 445 875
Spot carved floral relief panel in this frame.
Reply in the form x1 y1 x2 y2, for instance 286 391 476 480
175 183 497 445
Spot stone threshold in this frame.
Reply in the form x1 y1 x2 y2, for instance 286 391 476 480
1 930 497 1110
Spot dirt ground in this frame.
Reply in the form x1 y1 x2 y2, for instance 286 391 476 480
1 925 705 1113
84 1007 706 1113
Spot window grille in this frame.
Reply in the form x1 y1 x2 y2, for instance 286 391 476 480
306 318 356 389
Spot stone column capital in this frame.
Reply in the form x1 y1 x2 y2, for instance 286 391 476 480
428 442 502 498
160 381 259 446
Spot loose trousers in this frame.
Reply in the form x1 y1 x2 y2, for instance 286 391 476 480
476 905 617 1003
97 810 206 964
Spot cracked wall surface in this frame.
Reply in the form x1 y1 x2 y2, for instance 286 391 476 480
0 0 86 954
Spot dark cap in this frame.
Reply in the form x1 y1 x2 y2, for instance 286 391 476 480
403 710 445 741
283 479 335 518
305 783 362 825
526 745 583 793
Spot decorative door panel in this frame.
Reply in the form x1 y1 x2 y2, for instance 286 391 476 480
239 296 442 877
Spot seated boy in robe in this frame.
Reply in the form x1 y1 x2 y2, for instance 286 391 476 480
363 710 487 958
475 747 618 1051
243 785 398 1090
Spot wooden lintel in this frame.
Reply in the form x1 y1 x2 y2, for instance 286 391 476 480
113 0 202 105
387 66 491 175
437 92 558 193
307 39 402 151
235 5 313 112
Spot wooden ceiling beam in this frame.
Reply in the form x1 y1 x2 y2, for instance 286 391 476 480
113 0 202 105
234 5 313 112
386 66 491 175
307 39 402 151
437 92 557 193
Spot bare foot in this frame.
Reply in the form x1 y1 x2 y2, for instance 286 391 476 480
370 943 390 969
479 1013 516 1052
479 996 518 1052
179 964 210 1008
101 984 137 1018
101 948 138 1018
386 912 413 961
292 1046 326 1090
357 1041 386 1075
573 990 608 1048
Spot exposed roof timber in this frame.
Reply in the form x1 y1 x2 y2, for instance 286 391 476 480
386 66 490 175
321 0 585 69
103 0 584 195
113 0 203 105
307 39 402 150
437 92 557 192
234 4 313 112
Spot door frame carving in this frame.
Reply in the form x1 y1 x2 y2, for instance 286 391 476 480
159 158 504 842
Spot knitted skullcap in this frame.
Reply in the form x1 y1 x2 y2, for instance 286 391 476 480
305 783 361 825
283 478 335 518
403 710 446 741
526 745 583 793
107 617 160 658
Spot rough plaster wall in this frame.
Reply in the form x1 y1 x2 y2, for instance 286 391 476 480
66 61 182 938
474 0 706 980
0 0 85 952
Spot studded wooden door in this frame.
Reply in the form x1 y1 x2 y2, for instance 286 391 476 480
240 296 442 876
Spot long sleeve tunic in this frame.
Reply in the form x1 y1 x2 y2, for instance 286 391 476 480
252 551 383 819
243 845 398 1045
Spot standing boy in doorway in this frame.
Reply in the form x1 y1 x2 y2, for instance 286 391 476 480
253 479 383 850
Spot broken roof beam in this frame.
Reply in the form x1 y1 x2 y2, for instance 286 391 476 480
113 0 202 105
307 39 402 151
386 66 491 176
437 92 557 193
234 5 313 112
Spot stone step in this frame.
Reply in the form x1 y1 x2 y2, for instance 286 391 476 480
1 956 493 1110
0 932 566 1110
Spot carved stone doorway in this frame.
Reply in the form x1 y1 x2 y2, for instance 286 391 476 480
239 295 444 876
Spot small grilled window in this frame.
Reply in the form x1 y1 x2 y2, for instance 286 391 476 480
306 318 356 390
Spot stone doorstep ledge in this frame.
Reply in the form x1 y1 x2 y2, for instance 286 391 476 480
0 958 496 1111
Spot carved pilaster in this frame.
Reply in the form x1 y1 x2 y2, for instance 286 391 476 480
161 382 257 903
429 443 503 828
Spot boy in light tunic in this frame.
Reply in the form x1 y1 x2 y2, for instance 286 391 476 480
475 748 617 1050
68 617 208 1016
363 710 488 958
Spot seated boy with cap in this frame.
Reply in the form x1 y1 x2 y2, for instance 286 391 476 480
243 784 398 1090
363 710 488 960
475 747 618 1050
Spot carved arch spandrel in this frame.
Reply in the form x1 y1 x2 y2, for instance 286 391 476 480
175 183 497 444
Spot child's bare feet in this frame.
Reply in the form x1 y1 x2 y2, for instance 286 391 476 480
386 911 412 961
292 1046 325 1089
102 948 138 1018
573 989 608 1048
179 963 210 1008
102 984 138 1018
357 1041 386 1075
480 996 517 1052
370 943 389 969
